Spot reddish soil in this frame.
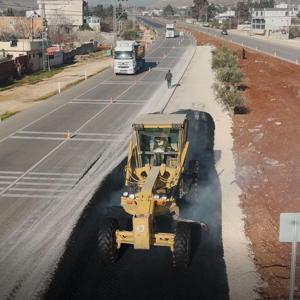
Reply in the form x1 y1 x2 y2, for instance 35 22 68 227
186 29 300 299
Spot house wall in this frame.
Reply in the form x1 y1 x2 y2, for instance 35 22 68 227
0 16 43 38
37 0 83 27
0 39 44 71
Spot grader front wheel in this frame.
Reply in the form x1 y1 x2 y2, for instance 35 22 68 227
97 218 119 264
173 222 191 269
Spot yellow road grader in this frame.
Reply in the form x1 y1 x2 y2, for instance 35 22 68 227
97 113 200 268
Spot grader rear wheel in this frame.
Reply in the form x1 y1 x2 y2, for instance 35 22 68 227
173 222 191 269
97 218 119 264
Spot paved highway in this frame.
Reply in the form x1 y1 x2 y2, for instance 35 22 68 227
0 21 195 299
166 19 300 64
203 27 300 63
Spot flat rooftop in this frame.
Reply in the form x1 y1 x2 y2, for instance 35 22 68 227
134 114 186 125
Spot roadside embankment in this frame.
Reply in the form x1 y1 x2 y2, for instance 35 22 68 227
184 26 300 299
165 46 260 300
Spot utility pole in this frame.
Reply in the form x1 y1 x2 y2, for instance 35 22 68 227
113 1 117 46
41 0 49 71
113 0 128 46
287 0 291 39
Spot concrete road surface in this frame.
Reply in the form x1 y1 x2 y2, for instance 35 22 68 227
0 21 196 299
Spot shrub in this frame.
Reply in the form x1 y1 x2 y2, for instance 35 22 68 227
216 65 244 87
212 46 246 113
211 46 238 70
213 83 245 111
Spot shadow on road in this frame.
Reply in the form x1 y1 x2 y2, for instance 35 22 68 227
43 110 229 300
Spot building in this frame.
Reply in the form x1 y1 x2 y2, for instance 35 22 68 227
47 45 63 67
215 10 236 23
275 3 299 17
251 8 291 38
0 39 45 71
36 0 83 27
0 16 43 39
84 16 101 32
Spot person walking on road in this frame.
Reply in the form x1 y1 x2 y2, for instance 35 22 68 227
165 70 173 89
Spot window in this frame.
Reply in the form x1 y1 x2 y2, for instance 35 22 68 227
114 51 133 59
138 128 179 167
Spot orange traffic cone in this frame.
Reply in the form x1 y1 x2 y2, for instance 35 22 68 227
66 130 71 140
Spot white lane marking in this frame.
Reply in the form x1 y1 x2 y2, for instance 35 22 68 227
22 177 78 182
72 99 148 102
29 172 81 176
9 136 67 141
10 188 70 193
2 194 66 199
9 136 117 142
0 176 19 179
0 181 14 184
73 73 115 100
15 182 75 187
0 171 24 174
70 101 143 106
18 131 125 136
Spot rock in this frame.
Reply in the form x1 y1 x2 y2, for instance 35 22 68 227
248 128 260 133
263 157 284 167
275 122 282 126
254 133 264 142
264 178 269 182
267 117 276 122
239 166 258 181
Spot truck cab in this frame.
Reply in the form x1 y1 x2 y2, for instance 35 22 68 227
113 40 145 75
165 24 175 38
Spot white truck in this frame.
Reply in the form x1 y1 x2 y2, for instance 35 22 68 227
113 40 145 75
165 24 175 38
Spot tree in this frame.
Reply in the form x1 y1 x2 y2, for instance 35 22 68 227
83 1 90 17
235 1 251 23
93 5 105 18
163 5 174 17
5 8 15 16
206 4 218 21
192 0 207 21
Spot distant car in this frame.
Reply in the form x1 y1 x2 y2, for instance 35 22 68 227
221 29 228 35
179 31 184 37
203 22 209 27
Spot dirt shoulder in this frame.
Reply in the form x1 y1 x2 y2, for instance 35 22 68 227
184 29 300 299
165 45 260 299
0 52 112 117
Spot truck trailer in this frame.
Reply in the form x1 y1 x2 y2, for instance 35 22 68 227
113 40 145 75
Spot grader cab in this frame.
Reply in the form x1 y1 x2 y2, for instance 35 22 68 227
98 114 194 268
